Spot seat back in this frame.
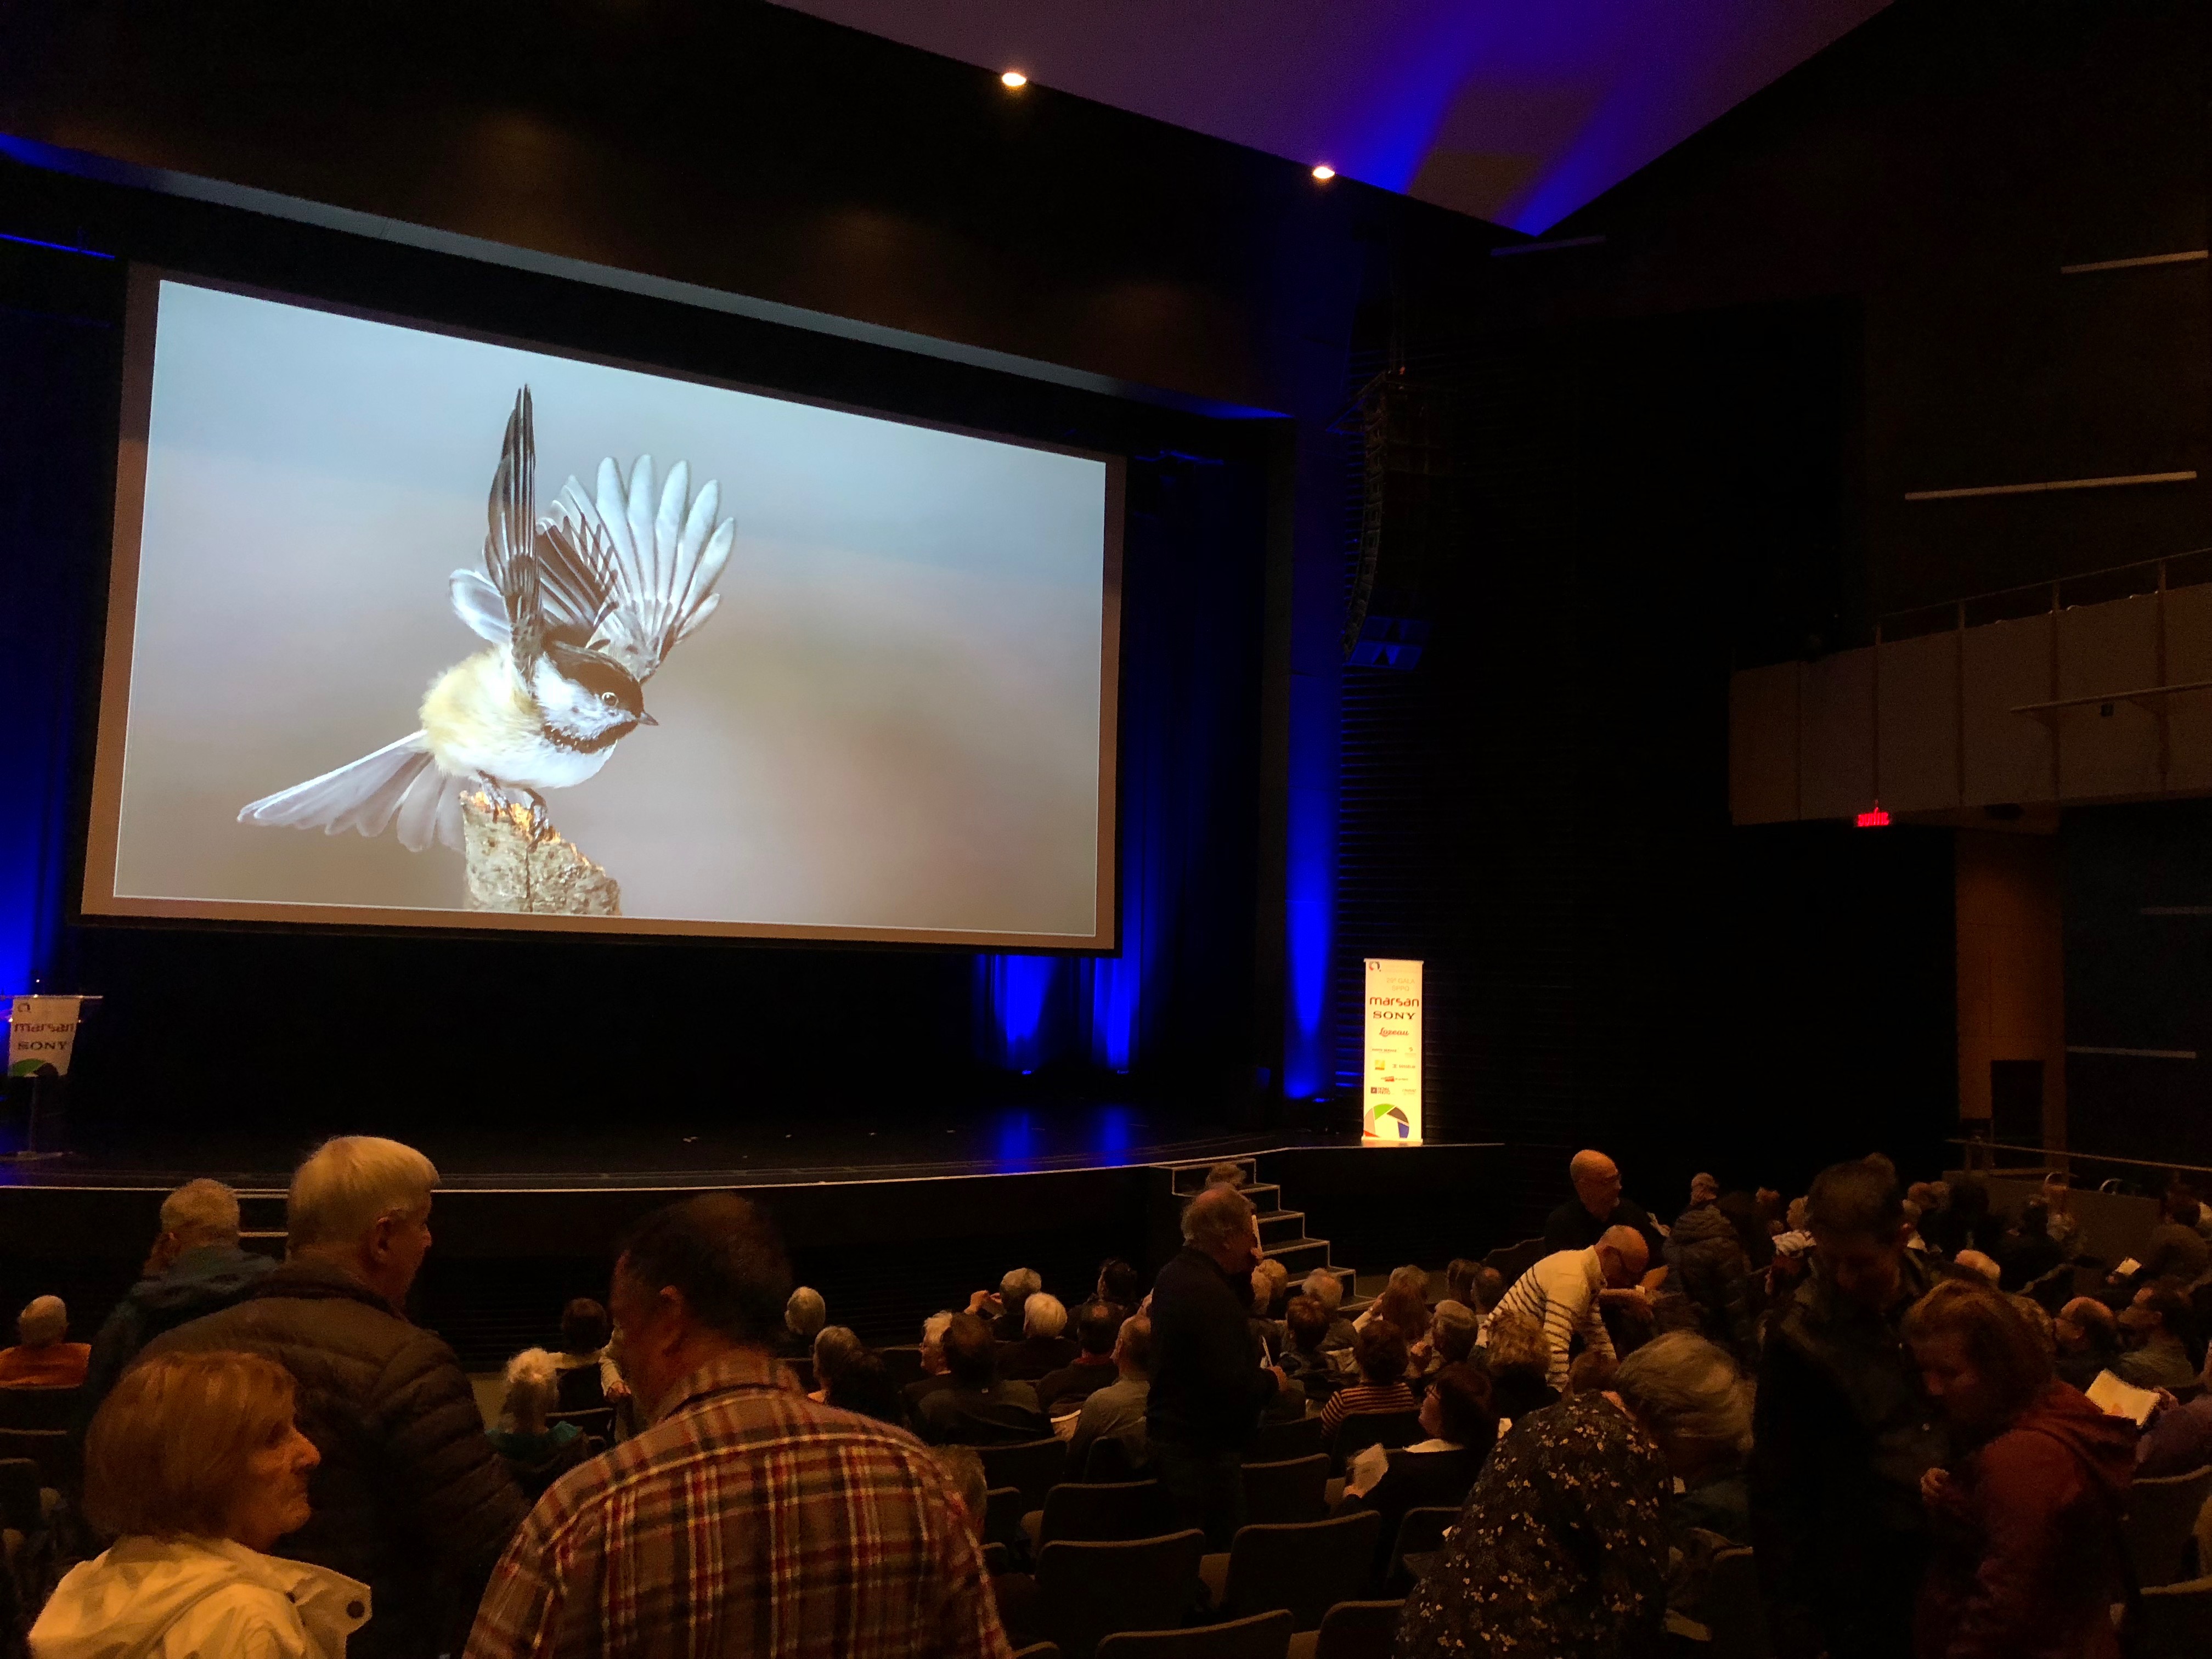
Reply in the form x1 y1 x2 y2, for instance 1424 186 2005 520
1037 1480 1176 1549
2126 1465 2212 1588
1035 1530 1207 1659
1009 1645 1063 1659
1240 1455 1328 1526
881 1346 926 1390
985 1486 1028 1549
1085 1436 1142 1482
0 1387 77 1433
1246 1416 1324 1464
1703 1547 1774 1659
1387 1506 1457 1585
2137 1575 2212 1659
981 1437 1069 1512
1094 1610 1292 1659
1328 1411 1421 1469
1483 1238 1547 1283
1309 1598 1403 1659
1223 1511 1384 1631
0 1430 73 1494
554 1365 606 1414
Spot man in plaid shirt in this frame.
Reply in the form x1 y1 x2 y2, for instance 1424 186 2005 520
466 1193 1012 1659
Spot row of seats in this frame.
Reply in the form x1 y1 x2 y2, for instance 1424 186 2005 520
1008 1598 1402 1659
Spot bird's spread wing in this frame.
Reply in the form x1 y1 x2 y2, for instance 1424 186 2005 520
459 387 617 660
541 454 734 682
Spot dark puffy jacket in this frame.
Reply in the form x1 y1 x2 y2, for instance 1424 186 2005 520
1666 1204 1757 1366
75 1243 277 1432
143 1259 526 1659
1146 1246 1278 1452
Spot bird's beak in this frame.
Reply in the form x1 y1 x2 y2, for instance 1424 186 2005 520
639 711 658 726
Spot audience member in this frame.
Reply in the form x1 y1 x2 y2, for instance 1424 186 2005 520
1035 1299 1124 1413
2132 1187 2211 1287
78 1178 276 1424
2005 1293 2056 1361
826 1350 907 1427
2113 1284 2197 1390
1398 1332 1746 1659
2053 1296 2121 1391
809 1325 866 1401
1336 1362 1494 1581
2040 1173 2083 1254
2136 1373 2212 1478
1567 1348 1619 1396
145 1136 524 1659
1427 1299 1477 1366
1480 1310 1561 1424
1751 1159 1943 1659
1319 1318 1418 1436
974 1268 1041 1342
904 1310 961 1418
33 1350 370 1659
778 1285 826 1361
1278 1295 1339 1404
1251 1257 1291 1319
1925 1175 1997 1260
1095 1259 1141 1316
486 1348 589 1500
1996 1199 2065 1293
997 1292 1079 1382
551 1297 625 1415
1905 1279 2134 1659
1542 1150 1668 1294
1444 1259 1481 1310
1203 1161 1246 1190
911 1313 1051 1447
1488 1226 1647 1391
1066 1313 1152 1477
1147 1183 1280 1548
1356 1266 1434 1346
1299 1268 1357 1350
1666 1181 1757 1366
465 1193 1006 1659
1950 1250 2002 1287
1470 1265 1505 1331
0 1296 89 1388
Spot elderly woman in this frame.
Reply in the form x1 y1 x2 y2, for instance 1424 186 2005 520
1905 1279 2134 1659
1398 1331 1748 1659
1479 1309 1560 1425
1340 1362 1496 1582
806 1325 867 1403
32 1349 370 1658
487 1348 589 1499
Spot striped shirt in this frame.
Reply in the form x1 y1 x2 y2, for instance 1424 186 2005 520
465 1350 1011 1659
1491 1248 1614 1391
1319 1380 1419 1431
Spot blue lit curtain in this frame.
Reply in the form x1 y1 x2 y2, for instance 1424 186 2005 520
0 304 107 997
977 453 1261 1077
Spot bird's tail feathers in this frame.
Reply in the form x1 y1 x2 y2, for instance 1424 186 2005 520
238 733 464 853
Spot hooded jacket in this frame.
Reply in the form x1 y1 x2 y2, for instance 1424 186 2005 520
31 1534 369 1659
1665 1203 1757 1365
1914 1380 2135 1659
139 1260 524 1659
76 1245 278 1431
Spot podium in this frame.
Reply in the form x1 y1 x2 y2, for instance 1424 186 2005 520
3 994 100 1163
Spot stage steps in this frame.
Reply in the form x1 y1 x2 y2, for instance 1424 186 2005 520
1158 1154 1357 1300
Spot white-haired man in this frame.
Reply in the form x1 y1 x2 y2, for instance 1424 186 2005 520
146 1135 525 1659
0 1295 87 1387
78 1177 277 1424
1488 1226 1651 1392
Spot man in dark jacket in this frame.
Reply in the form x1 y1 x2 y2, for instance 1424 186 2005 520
146 1136 525 1659
1752 1159 1946 1659
1666 1182 1757 1368
1147 1183 1280 1547
76 1178 276 1431
910 1312 1051 1446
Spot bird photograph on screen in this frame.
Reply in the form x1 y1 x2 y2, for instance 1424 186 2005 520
236 387 734 917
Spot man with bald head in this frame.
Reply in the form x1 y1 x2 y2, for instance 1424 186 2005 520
2053 1295 2120 1391
0 1295 89 1387
1485 1227 1647 1391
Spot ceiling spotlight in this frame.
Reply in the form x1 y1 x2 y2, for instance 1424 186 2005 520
1311 164 1336 181
1001 70 1028 89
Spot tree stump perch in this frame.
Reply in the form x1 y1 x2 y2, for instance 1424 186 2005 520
461 791 621 916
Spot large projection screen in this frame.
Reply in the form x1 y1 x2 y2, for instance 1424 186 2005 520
83 272 1121 949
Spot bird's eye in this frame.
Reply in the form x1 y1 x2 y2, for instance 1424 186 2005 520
599 691 618 707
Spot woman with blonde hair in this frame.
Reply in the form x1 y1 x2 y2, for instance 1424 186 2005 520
32 1348 369 1658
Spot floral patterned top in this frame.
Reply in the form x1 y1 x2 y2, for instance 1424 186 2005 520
1396 1392 1669 1659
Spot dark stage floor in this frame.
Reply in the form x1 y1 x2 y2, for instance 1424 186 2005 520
0 1101 1360 1190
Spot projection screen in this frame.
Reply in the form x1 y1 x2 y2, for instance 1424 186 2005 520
82 272 1121 948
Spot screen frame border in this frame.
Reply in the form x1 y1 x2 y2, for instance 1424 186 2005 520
80 264 1124 953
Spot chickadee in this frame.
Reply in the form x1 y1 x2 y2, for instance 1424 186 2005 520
239 386 734 850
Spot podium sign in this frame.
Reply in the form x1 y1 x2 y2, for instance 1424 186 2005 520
8 997 82 1077
1362 958 1422 1142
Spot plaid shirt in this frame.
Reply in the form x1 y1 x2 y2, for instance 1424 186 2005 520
465 1350 1012 1659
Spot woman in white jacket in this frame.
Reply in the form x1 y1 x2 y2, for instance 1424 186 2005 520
31 1348 370 1658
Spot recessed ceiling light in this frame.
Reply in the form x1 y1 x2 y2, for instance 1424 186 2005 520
1001 70 1028 89
1311 165 1336 182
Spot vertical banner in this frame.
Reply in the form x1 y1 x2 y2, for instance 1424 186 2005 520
7 996 82 1077
1362 958 1423 1142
